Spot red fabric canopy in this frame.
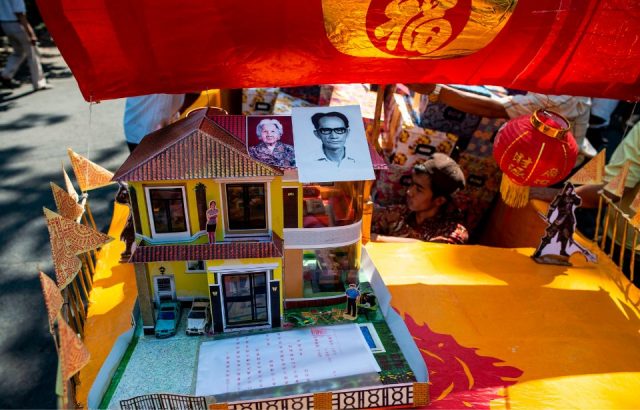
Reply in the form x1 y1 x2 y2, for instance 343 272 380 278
37 0 640 102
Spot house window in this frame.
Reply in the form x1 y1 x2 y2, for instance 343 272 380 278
146 186 190 237
186 260 205 272
225 183 267 232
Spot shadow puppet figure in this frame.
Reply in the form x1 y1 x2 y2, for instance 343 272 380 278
115 183 136 263
533 182 597 266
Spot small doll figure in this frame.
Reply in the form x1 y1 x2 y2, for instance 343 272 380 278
115 183 135 262
344 283 360 320
206 200 219 244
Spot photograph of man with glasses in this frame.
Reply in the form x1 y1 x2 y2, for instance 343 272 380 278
292 105 374 183
312 111 355 166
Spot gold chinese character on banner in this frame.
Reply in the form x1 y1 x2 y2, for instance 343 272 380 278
373 0 455 54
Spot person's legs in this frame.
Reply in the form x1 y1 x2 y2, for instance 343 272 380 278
1 22 28 81
207 224 216 243
26 43 47 89
347 298 356 316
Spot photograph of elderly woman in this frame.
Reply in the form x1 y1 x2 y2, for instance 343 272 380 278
246 115 296 167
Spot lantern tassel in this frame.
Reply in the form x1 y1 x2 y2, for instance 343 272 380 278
500 176 530 208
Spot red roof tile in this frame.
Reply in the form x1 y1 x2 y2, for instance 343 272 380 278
130 234 283 263
208 114 246 144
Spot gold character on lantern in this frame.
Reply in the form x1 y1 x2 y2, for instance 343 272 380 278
507 164 526 178
533 179 550 185
512 152 533 169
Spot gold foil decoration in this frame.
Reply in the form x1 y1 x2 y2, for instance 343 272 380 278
58 318 90 380
44 208 112 289
67 148 115 191
62 164 79 202
51 182 84 222
39 271 63 334
569 149 605 185
604 161 630 198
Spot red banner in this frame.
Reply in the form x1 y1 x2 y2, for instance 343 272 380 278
38 0 640 102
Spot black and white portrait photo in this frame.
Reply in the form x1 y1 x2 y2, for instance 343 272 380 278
291 105 374 183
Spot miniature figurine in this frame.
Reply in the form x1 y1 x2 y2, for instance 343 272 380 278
345 282 361 319
533 182 597 265
115 183 135 262
206 200 218 244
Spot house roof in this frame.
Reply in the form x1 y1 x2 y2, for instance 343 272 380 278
130 233 283 263
113 109 282 182
208 114 246 143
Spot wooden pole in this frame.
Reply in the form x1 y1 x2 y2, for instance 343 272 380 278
600 201 611 250
74 271 90 305
361 180 374 245
84 199 98 231
70 281 86 319
362 84 387 244
594 193 604 243
65 290 83 335
371 85 386 153
81 253 95 286
79 261 93 293
619 218 629 267
631 230 638 284
609 211 620 259
81 212 90 228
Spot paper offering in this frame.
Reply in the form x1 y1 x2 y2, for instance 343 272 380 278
196 324 381 396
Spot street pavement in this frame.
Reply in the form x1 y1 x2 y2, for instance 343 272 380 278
0 45 129 408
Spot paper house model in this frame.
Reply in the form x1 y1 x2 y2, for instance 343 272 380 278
113 108 385 334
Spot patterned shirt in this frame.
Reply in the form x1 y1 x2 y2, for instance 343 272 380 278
248 142 296 167
206 208 218 225
372 204 469 244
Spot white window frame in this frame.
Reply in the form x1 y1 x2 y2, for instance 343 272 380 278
220 180 271 237
185 260 206 273
145 185 191 240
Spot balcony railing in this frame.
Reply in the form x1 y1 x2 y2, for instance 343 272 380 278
119 382 429 410
593 191 639 284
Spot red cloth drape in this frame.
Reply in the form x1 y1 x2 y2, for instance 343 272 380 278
37 0 640 102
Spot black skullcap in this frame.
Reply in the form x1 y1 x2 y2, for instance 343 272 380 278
413 153 465 198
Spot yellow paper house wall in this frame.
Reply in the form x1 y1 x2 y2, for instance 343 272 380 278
113 110 289 333
113 109 382 334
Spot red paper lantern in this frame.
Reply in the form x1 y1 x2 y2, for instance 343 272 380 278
493 109 578 207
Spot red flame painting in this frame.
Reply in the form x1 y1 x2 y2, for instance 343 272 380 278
405 314 523 409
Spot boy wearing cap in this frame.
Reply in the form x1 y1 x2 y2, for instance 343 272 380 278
371 153 468 244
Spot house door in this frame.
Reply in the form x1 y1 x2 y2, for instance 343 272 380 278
283 188 298 228
221 272 269 328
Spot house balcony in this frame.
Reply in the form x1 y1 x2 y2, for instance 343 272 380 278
130 233 283 263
